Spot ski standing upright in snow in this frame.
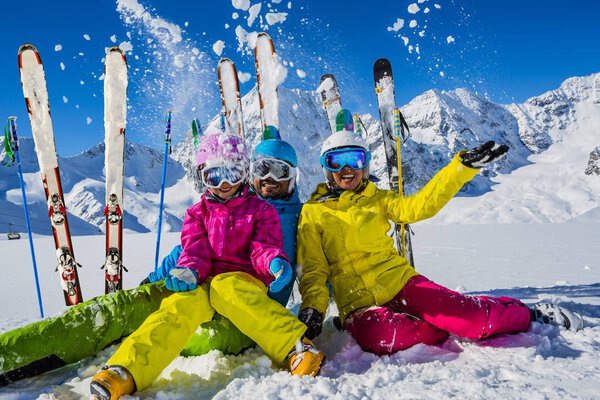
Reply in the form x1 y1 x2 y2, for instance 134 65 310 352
373 58 415 267
102 47 128 293
254 32 284 133
18 44 83 305
218 57 245 137
318 74 342 135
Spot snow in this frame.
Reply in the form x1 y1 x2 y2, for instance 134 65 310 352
59 62 65 71
83 34 91 41
103 48 127 209
296 69 306 79
110 35 117 43
408 3 420 14
54 44 62 51
62 96 68 103
266 12 288 25
0 224 598 398
447 35 455 43
231 0 250 11
254 33 287 129
18 47 59 172
219 58 242 134
247 3 262 27
237 71 251 83
118 41 133 53
212 40 225 56
86 117 93 125
387 18 405 32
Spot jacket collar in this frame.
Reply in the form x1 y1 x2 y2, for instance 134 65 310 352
311 180 377 203
204 185 251 206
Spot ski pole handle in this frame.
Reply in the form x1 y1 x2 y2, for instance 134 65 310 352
220 112 227 132
164 111 172 154
353 114 363 136
8 116 19 150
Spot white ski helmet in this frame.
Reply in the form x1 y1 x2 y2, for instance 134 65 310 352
320 130 371 182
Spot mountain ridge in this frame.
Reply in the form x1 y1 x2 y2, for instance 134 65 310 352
1 71 598 234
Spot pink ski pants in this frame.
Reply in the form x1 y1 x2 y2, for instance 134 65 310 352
344 275 531 355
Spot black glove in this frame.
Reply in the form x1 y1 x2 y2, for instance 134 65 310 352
298 308 324 340
462 141 509 168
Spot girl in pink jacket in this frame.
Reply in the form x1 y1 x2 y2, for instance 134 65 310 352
91 133 324 400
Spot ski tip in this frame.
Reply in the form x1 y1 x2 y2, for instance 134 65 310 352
374 58 391 66
107 46 123 54
257 31 272 40
18 43 42 67
320 73 337 84
373 58 393 74
218 57 233 64
262 125 281 140
18 43 38 54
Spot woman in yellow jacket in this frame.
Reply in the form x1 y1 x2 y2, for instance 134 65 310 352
297 130 581 356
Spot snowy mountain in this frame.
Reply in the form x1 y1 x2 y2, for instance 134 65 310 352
1 72 599 235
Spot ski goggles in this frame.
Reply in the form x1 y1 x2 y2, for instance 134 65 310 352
320 148 371 172
250 158 295 182
198 165 247 188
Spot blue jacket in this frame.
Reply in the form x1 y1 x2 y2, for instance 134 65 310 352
148 190 303 307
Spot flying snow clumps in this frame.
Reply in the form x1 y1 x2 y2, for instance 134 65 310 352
447 36 455 44
266 12 287 25
388 18 405 32
119 41 133 53
54 44 62 51
296 69 306 79
408 3 420 14
60 62 65 71
248 3 262 27
238 71 251 83
173 54 185 68
83 34 91 41
86 117 92 125
232 0 250 11
213 40 225 56
62 96 68 104
110 35 117 43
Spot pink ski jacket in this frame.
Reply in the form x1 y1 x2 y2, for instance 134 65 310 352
177 186 287 286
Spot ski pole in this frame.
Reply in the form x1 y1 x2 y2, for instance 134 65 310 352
219 112 227 133
6 117 44 318
191 118 202 150
154 111 172 271
393 108 408 259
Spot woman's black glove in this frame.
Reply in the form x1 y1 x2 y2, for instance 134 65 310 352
462 141 509 168
298 308 324 340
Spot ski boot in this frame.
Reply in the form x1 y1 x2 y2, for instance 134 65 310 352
530 303 584 331
90 365 136 400
286 337 325 377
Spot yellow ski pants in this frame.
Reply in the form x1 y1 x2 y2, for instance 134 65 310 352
108 271 306 390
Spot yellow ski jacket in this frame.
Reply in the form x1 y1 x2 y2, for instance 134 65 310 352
297 153 479 323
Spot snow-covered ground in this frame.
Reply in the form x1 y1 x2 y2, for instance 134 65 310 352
1 221 598 399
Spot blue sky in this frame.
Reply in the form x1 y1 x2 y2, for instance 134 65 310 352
1 0 599 156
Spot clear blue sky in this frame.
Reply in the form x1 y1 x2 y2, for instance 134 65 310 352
2 0 599 156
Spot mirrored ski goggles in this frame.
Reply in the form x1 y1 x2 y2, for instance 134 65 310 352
198 165 247 188
250 158 295 182
320 148 371 172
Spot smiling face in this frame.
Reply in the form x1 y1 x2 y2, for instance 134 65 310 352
332 166 364 191
209 181 242 199
252 176 291 199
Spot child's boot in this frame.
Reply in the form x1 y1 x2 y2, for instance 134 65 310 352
286 337 325 377
90 365 136 400
530 303 583 331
